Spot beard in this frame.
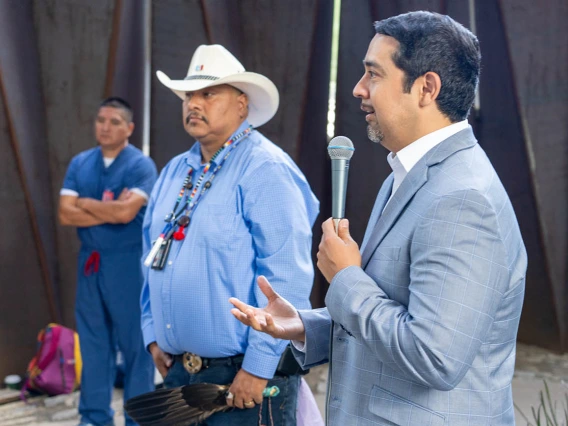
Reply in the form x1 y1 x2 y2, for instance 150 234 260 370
366 123 384 144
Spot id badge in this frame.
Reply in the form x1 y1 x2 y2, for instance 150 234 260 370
102 189 114 201
151 238 173 270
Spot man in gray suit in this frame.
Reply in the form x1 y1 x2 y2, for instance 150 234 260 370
231 11 526 426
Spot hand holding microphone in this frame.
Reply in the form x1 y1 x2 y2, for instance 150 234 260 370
327 136 355 233
317 136 360 283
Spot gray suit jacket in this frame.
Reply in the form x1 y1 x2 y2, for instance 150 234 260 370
294 128 526 425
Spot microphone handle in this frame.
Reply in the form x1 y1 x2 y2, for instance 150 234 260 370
331 158 350 233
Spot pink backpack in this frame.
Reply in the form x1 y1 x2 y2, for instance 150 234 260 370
21 323 82 398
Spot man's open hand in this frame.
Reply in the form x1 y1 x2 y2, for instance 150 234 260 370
229 276 306 342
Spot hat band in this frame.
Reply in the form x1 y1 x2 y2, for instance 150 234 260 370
184 75 220 81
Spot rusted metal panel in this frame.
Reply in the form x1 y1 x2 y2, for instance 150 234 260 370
0 0 58 379
201 0 243 59
150 0 209 169
477 0 568 350
0 95 52 376
502 0 568 348
229 0 321 158
150 0 324 167
33 0 115 327
473 0 561 350
105 0 150 150
295 0 334 308
0 2 562 392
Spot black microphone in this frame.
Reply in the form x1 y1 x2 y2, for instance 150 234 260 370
327 136 355 233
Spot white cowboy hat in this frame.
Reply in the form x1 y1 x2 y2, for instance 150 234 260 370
156 44 279 128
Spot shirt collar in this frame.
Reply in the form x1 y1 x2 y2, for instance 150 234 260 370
386 154 406 195
185 120 252 168
387 120 470 175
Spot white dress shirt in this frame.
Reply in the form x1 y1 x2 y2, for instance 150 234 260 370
385 120 470 206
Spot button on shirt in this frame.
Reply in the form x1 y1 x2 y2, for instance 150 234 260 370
140 121 319 379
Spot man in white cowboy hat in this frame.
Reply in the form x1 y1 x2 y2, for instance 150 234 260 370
140 44 319 425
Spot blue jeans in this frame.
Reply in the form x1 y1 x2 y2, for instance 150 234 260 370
164 356 299 425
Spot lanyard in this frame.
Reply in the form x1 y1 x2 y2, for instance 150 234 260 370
144 126 252 267
164 169 195 223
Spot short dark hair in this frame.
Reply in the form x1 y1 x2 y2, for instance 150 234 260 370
99 96 134 122
374 11 480 122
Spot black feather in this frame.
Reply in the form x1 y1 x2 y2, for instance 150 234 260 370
124 383 232 426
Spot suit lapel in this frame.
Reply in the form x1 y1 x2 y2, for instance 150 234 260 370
360 174 393 255
361 166 428 268
360 128 478 269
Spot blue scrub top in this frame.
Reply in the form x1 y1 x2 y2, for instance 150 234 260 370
62 144 158 251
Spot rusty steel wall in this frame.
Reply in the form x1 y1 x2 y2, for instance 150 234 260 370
472 0 562 350
0 0 333 379
34 0 116 333
34 0 151 333
149 0 210 169
0 0 150 379
0 0 565 382
498 0 568 349
150 0 332 168
0 0 61 379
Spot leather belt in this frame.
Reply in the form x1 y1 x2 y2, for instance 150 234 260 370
173 352 244 374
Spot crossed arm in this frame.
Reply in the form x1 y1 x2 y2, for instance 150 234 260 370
59 190 146 227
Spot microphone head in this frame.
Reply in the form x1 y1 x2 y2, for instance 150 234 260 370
327 136 354 160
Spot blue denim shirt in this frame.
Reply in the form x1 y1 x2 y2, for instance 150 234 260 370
141 121 319 378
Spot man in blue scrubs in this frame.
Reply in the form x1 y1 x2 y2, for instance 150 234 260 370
141 45 319 425
59 97 157 426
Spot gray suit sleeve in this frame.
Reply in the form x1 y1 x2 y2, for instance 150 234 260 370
291 308 332 368
326 189 512 391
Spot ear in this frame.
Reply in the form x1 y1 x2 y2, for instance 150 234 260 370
418 71 442 107
237 92 249 118
127 122 135 137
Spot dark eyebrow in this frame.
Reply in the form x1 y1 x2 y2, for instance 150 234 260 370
363 60 386 75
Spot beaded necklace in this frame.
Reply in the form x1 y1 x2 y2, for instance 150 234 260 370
144 125 253 267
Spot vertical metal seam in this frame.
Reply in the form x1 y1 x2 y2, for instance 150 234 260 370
200 0 214 44
143 0 152 156
104 0 124 97
295 0 324 162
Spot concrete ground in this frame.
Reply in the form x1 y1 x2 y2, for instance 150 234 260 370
1 342 567 425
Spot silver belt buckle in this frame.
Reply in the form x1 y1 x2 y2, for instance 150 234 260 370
182 352 203 373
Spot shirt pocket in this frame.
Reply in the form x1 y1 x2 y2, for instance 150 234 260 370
367 246 404 299
368 385 445 426
372 246 400 261
198 203 238 248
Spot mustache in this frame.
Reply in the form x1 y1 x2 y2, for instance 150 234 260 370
185 112 208 124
